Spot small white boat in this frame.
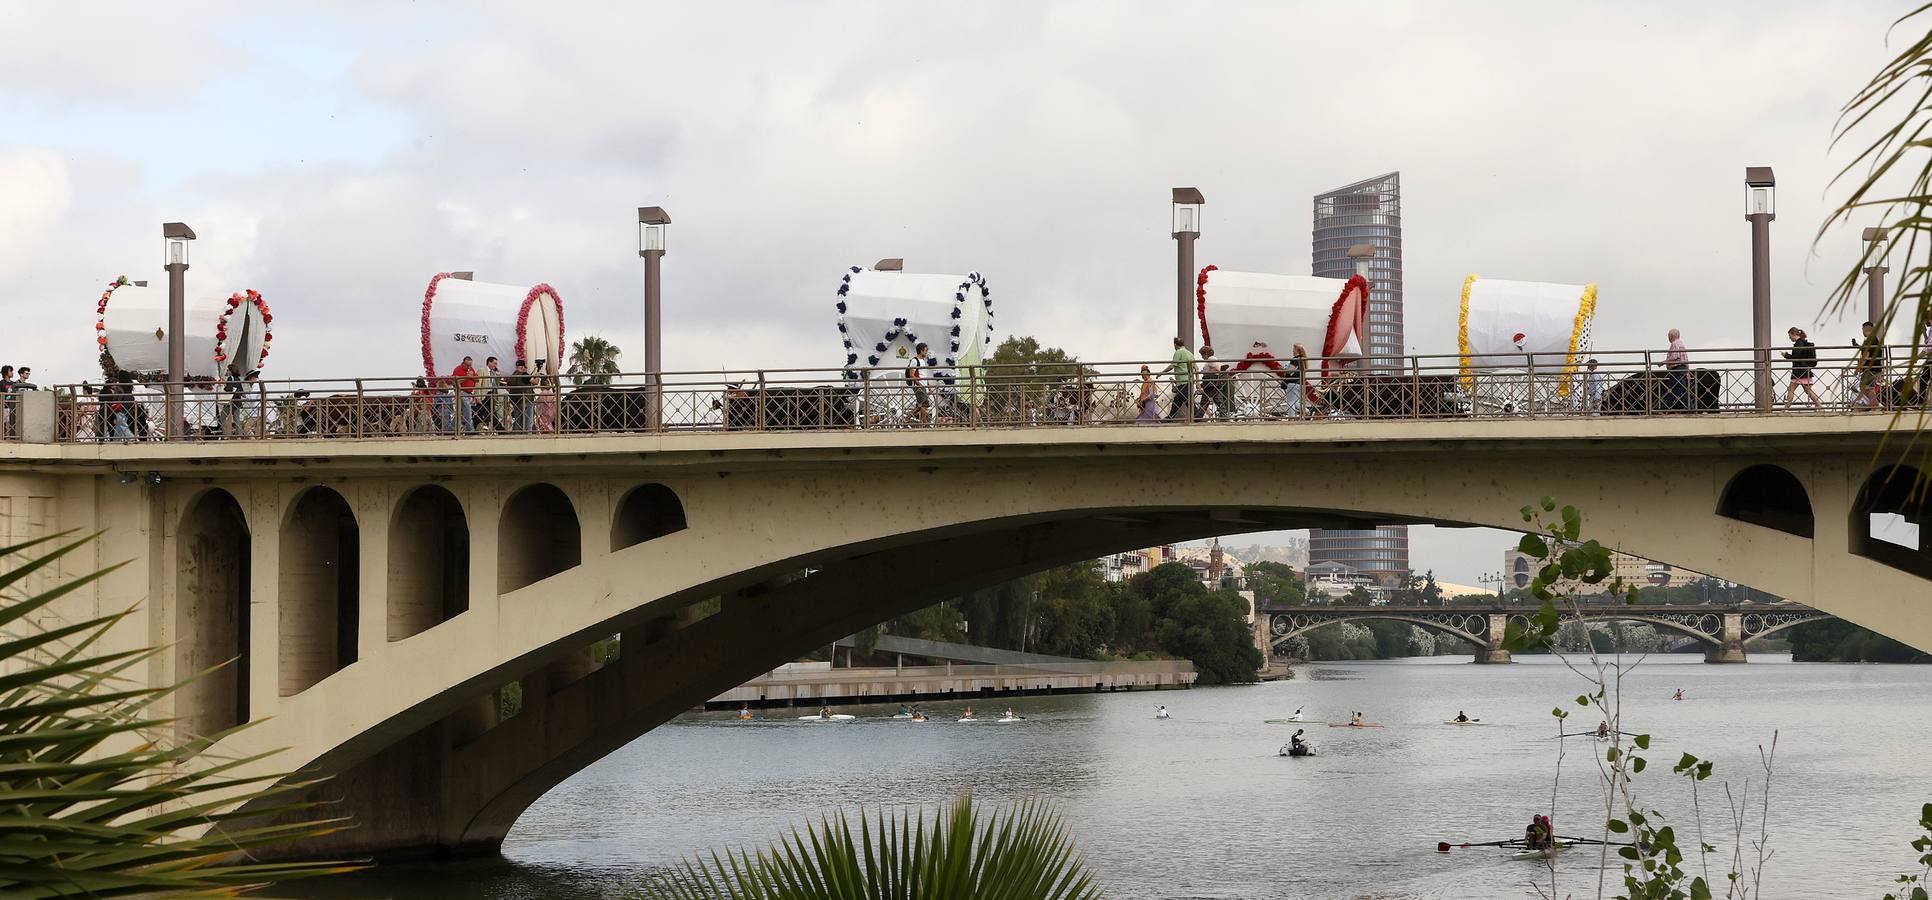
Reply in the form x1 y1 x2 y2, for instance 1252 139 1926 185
797 714 856 721
996 716 1024 724
1444 720 1485 726
957 717 979 723
1509 843 1571 861
891 713 914 719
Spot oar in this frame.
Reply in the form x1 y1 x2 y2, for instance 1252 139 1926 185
1437 838 1520 852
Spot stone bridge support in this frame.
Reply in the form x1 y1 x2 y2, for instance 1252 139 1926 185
1705 612 1747 663
1475 612 1512 664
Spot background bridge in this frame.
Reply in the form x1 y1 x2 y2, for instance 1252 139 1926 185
1261 604 1834 663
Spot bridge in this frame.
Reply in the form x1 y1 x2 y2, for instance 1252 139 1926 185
1258 604 1834 664
2 359 1929 861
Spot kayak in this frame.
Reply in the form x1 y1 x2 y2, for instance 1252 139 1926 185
891 713 914 719
1278 745 1317 757
1328 722 1383 728
1263 719 1311 725
1444 720 1485 726
957 717 979 723
797 714 856 721
997 717 1024 723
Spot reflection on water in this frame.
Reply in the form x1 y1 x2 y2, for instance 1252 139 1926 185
293 655 1932 900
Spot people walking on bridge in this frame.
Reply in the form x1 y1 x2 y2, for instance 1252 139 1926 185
1583 358 1604 414
1135 365 1159 422
483 356 507 432
1199 346 1235 419
509 360 533 431
1663 329 1690 411
1780 327 1820 409
1852 321 1886 408
534 363 559 433
907 343 932 426
1285 343 1311 417
450 356 480 433
1159 337 1197 420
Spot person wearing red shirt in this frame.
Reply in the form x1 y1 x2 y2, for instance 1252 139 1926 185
450 356 479 433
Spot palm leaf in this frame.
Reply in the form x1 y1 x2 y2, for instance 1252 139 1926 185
631 790 1104 900
0 536 359 897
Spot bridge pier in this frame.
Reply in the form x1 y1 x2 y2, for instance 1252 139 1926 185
1474 613 1511 663
1705 612 1747 663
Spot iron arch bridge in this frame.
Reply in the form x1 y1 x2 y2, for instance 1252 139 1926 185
1265 605 1833 652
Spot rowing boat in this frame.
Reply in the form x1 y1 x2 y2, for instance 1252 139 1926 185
797 714 855 721
1328 722 1383 728
1443 720 1486 726
1509 843 1572 861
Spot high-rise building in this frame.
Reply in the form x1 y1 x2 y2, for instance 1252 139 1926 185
1310 172 1408 585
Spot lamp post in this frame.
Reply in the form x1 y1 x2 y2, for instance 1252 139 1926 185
637 207 669 429
162 222 195 438
1347 243 1376 368
1862 226 1888 330
1744 167 1775 411
1172 188 1203 348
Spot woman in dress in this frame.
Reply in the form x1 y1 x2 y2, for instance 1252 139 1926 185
1779 327 1820 409
1135 365 1160 422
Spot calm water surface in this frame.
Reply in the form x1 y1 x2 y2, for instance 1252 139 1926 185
297 655 1932 899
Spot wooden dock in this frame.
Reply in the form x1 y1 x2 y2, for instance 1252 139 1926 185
706 659 1197 709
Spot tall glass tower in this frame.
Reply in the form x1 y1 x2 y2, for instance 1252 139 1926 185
1310 172 1409 588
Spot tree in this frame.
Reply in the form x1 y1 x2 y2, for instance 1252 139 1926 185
985 336 1091 421
566 334 624 385
1246 560 1307 608
1343 585 1375 605
0 532 354 896
1126 563 1262 683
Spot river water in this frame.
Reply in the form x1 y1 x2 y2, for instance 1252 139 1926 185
295 654 1931 899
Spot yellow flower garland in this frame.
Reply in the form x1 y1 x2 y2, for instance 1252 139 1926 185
1457 273 1479 391
1557 283 1598 398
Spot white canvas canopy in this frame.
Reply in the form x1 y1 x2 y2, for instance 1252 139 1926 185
101 285 269 378
835 267 994 388
1196 270 1369 368
1458 275 1597 374
420 275 564 377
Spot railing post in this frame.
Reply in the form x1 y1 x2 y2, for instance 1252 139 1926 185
860 369 871 429
354 379 365 438
1643 350 1655 414
1525 353 1537 418
756 371 768 431
1076 370 1088 425
1411 355 1422 418
257 381 268 438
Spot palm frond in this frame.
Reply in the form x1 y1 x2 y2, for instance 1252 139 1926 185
632 791 1104 900
0 535 359 897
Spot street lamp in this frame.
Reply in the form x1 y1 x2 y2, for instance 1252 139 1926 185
162 222 195 438
1744 167 1775 412
1863 226 1888 331
637 207 670 429
1172 187 1203 349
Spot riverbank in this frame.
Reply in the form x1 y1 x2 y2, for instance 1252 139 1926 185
706 659 1196 709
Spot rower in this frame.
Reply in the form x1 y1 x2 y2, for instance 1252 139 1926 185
1004 707 1017 719
961 706 975 719
1351 711 1366 726
819 705 832 719
1672 688 1684 701
1524 814 1553 850
1156 705 1170 719
738 704 753 720
1454 711 1470 723
1290 729 1308 754
1596 720 1610 739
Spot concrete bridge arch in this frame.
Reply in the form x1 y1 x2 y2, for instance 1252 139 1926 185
2 415 1924 859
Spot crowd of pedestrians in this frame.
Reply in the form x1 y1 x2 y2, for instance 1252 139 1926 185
412 356 560 434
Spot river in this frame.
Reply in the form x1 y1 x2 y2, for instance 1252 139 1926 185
292 654 1931 899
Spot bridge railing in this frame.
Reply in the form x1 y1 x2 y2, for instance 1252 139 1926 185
22 344 1924 442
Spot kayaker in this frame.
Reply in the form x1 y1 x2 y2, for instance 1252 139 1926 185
1290 729 1308 754
1350 711 1366 726
1004 707 1017 719
819 706 832 719
1454 711 1470 723
1596 720 1611 739
738 704 752 720
1156 705 1170 719
961 706 975 720
1673 688 1684 701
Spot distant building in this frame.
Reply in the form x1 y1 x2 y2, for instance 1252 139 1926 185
1303 560 1383 603
1310 172 1409 588
1502 547 1706 594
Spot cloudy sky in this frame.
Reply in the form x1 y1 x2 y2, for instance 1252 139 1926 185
0 1 1906 585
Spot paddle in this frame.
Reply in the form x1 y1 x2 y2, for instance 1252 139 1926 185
1437 839 1519 852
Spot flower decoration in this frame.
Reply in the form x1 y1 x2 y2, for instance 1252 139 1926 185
212 289 272 369
94 276 133 349
1195 264 1219 348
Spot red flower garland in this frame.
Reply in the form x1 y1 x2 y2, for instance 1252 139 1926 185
1195 265 1218 348
516 284 565 373
421 272 452 378
94 275 131 353
212 289 273 370
1320 274 1370 377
